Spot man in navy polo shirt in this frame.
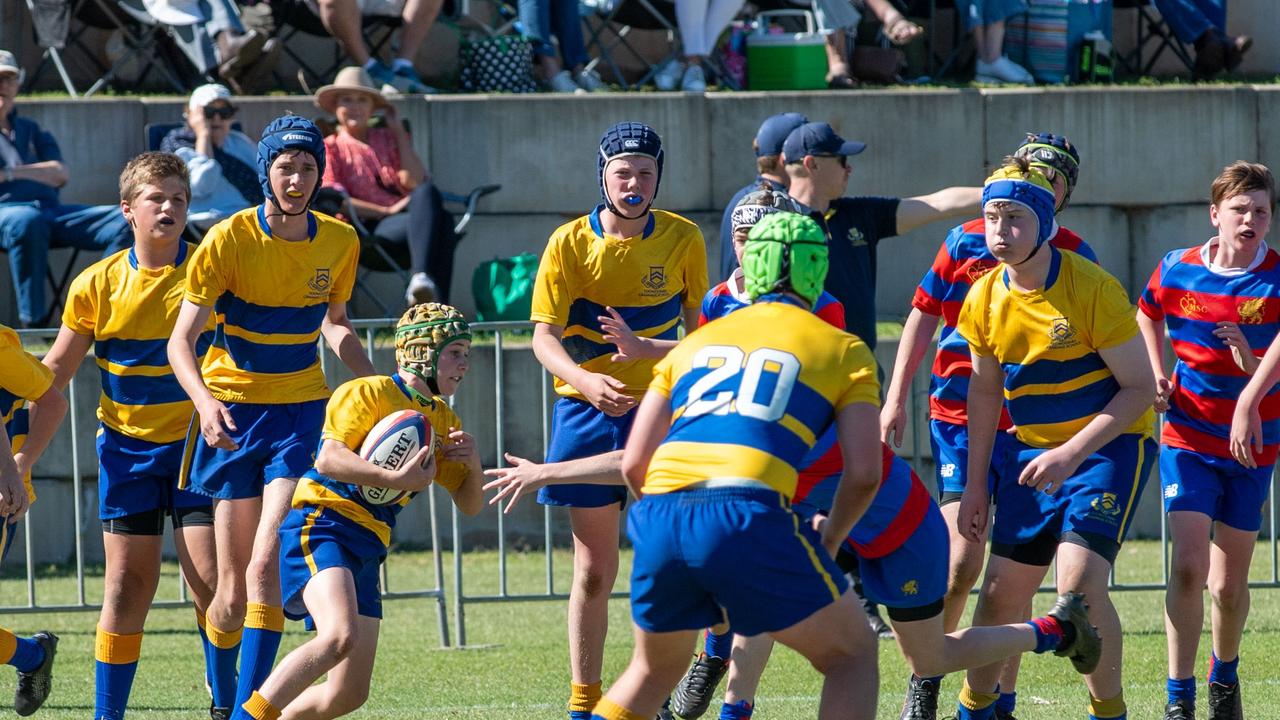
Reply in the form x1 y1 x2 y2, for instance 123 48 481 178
716 112 808 281
0 50 131 327
782 121 981 351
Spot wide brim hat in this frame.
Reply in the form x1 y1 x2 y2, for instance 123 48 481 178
314 66 391 114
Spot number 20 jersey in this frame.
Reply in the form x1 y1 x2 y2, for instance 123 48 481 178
644 298 880 497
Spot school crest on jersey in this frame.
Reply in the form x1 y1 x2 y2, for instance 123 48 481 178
847 227 867 248
1179 293 1208 318
1048 317 1080 349
966 260 996 284
307 268 331 298
1238 297 1266 324
640 265 668 297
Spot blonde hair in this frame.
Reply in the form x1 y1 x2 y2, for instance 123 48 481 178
119 152 190 204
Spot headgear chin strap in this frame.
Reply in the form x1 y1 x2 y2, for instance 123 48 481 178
257 115 327 217
597 122 664 219
982 166 1057 266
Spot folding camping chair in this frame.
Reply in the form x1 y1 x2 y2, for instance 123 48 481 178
582 0 681 89
266 0 403 89
1113 0 1194 77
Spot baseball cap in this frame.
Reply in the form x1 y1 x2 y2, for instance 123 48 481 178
188 83 232 111
782 122 866 164
0 51 22 77
754 113 808 157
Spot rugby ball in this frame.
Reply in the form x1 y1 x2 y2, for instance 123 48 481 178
357 410 434 506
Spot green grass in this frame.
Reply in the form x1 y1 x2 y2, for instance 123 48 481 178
5 540 1280 718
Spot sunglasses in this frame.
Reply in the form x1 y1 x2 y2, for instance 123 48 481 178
817 154 848 168
203 104 236 120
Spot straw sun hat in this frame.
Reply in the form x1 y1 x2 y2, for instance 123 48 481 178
314 66 391 114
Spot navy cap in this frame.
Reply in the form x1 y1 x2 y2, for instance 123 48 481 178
754 112 808 157
782 122 867 164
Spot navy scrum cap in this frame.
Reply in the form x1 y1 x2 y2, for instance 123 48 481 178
782 122 866 165
755 112 808 157
597 121 664 215
257 115 326 209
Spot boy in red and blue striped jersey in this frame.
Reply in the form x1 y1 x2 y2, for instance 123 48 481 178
1140 161 1279 720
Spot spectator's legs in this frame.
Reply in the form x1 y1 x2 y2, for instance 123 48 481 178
824 30 853 82
317 0 372 65
972 21 1005 64
398 0 444 62
674 0 711 58
519 0 564 80
813 0 859 83
0 204 51 326
403 182 460 302
1152 0 1216 43
548 0 590 69
45 204 132 256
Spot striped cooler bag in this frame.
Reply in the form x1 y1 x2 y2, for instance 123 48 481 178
1006 0 1112 84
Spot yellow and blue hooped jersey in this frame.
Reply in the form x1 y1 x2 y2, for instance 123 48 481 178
64 243 214 443
292 374 468 548
184 206 358 405
0 323 55 501
643 298 880 498
957 247 1155 448
531 207 708 399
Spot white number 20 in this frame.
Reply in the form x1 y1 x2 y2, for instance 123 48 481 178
683 345 801 422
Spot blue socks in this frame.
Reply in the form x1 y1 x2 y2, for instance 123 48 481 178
94 627 142 720
235 604 285 709
995 691 1016 715
205 618 242 709
704 629 733 660
6 636 44 673
1167 676 1196 703
1209 653 1239 685
720 700 753 719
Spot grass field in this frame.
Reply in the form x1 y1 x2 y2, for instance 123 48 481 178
4 540 1280 719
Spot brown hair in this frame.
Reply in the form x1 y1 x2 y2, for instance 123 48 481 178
757 155 782 175
1211 161 1275 208
119 151 190 204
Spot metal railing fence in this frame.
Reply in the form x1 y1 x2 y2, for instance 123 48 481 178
8 321 1280 649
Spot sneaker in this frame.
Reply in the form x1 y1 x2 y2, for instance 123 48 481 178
392 63 437 94
680 64 706 92
974 56 1034 84
868 609 895 640
653 59 683 91
669 653 729 719
899 675 940 720
574 69 608 92
209 703 232 720
1165 697 1195 720
1045 592 1101 675
1207 681 1243 720
406 272 438 306
546 70 584 94
13 631 57 717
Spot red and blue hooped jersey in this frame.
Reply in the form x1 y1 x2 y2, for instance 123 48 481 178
1138 243 1280 465
912 219 1096 428
699 283 928 558
698 276 845 330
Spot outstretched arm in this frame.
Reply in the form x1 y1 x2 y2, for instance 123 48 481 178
896 187 983 235
483 450 625 512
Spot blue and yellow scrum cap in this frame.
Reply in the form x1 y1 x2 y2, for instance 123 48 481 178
982 165 1057 248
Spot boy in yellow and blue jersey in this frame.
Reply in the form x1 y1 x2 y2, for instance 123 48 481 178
952 161 1156 720
590 211 879 720
234 303 483 720
0 324 65 716
168 115 376 719
42 152 219 720
530 121 707 719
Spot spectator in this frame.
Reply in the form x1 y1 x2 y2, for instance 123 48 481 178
1152 0 1250 76
519 0 607 92
140 0 277 92
717 111 807 280
957 0 1034 84
160 83 262 234
0 50 131 328
257 0 444 93
316 66 460 304
653 0 747 91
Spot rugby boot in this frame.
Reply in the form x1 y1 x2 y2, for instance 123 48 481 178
210 702 232 720
993 710 1018 720
13 631 57 716
669 653 729 718
1165 698 1195 720
1045 592 1101 674
1208 681 1243 720
899 674 940 720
